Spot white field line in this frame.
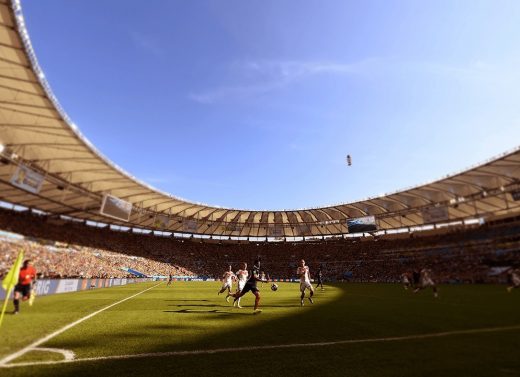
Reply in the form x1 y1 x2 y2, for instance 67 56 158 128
0 282 162 367
32 348 76 361
2 324 520 368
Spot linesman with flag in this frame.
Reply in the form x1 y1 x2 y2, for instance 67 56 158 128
12 259 37 314
1 250 37 322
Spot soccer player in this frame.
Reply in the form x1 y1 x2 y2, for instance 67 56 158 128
413 267 438 298
13 260 36 314
231 259 268 313
315 266 324 291
167 273 173 286
297 259 314 306
506 267 520 293
227 262 248 308
260 271 266 286
412 269 421 290
401 272 411 290
218 265 236 300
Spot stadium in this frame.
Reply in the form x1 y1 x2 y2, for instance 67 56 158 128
0 0 519 376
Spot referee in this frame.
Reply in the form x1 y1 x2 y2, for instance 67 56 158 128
13 260 36 314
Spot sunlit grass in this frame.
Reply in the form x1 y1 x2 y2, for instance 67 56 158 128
2 282 519 376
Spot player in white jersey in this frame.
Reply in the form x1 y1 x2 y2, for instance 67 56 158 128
218 266 236 301
401 272 411 290
229 258 269 313
297 259 314 306
413 268 438 298
507 267 520 293
227 262 249 308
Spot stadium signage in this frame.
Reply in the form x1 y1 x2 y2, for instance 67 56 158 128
183 219 198 232
0 278 149 300
153 214 170 228
10 164 45 194
421 206 449 223
57 279 80 293
100 194 133 222
346 216 377 233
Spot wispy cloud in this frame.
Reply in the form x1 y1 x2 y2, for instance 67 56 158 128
189 59 375 104
189 57 520 104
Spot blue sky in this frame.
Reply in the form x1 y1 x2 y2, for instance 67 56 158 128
22 0 520 210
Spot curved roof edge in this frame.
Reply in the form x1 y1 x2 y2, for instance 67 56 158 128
0 0 519 238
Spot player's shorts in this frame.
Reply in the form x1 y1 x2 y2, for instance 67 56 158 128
14 283 31 297
221 281 232 290
420 278 435 288
240 281 259 295
300 281 313 292
512 275 520 287
402 277 410 284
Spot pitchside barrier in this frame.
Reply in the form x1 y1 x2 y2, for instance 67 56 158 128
0 276 303 300
162 277 299 283
0 277 153 300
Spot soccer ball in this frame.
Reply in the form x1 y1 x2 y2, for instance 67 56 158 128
271 283 278 291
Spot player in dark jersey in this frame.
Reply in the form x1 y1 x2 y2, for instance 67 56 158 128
13 260 36 314
412 270 421 290
167 273 173 286
315 266 324 290
230 258 268 313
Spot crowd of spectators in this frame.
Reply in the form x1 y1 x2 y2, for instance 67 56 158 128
0 236 193 279
0 207 518 283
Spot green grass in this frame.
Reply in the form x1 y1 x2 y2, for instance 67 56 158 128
1 282 519 376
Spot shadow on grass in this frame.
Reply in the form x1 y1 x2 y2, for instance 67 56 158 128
163 299 209 302
7 284 520 377
167 304 231 308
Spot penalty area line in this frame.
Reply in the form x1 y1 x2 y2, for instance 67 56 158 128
2 324 520 368
0 282 163 367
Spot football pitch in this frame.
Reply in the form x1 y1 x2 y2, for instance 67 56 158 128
0 281 519 376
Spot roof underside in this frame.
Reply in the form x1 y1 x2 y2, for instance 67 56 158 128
0 0 519 238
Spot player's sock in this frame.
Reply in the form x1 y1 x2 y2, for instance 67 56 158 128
13 299 19 313
300 299 304 306
308 297 314 304
28 291 36 306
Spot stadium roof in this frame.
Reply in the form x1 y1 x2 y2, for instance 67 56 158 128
0 0 519 239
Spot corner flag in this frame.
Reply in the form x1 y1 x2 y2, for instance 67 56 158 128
0 249 24 329
2 249 24 292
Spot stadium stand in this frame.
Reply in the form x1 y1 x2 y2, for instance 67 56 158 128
0 206 518 283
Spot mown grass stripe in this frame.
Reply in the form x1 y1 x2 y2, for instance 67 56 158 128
2 324 519 368
0 282 162 367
